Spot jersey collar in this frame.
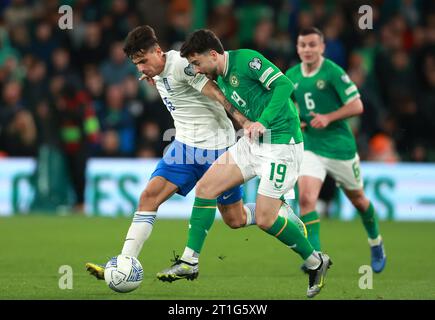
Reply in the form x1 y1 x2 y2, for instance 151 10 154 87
223 51 229 77
301 57 324 78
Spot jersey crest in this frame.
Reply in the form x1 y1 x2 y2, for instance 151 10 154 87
184 64 195 76
249 57 262 70
230 74 239 87
316 79 325 90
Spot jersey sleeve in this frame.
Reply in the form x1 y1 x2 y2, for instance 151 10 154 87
329 63 360 105
173 56 209 92
285 67 297 101
243 50 293 91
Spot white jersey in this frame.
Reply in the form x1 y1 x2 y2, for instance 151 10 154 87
153 50 235 150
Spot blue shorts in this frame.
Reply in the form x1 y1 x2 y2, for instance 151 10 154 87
150 140 243 205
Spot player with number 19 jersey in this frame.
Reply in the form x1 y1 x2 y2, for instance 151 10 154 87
215 49 303 200
285 58 360 160
217 49 303 145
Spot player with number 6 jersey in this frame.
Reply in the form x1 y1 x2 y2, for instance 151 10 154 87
286 27 386 273
286 54 358 160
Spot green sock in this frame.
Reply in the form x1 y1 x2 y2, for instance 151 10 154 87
265 215 314 260
358 202 379 239
301 211 321 251
186 197 217 253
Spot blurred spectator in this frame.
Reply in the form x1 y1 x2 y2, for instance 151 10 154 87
55 83 100 211
100 41 136 85
236 0 274 47
33 99 60 148
137 120 164 156
3 0 34 28
51 47 81 87
0 81 37 156
31 20 60 67
97 129 124 158
75 22 109 70
84 65 105 116
166 0 192 49
136 141 158 158
348 54 385 142
417 53 435 147
99 84 135 155
323 12 346 67
22 58 48 111
0 26 19 80
207 0 238 49
102 0 132 42
367 133 400 163
8 24 32 56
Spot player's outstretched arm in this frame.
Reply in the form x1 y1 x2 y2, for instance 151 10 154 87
201 80 252 129
309 97 363 129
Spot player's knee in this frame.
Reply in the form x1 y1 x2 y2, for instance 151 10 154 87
195 180 219 198
222 215 244 229
138 189 160 211
299 192 317 211
255 213 274 230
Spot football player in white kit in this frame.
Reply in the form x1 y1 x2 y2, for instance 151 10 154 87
85 25 284 283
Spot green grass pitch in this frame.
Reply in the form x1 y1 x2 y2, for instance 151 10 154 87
1 215 434 300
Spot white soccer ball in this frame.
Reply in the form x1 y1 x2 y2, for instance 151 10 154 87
104 255 144 293
278 203 307 238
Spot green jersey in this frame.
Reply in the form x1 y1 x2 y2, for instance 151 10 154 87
217 49 303 145
285 58 360 160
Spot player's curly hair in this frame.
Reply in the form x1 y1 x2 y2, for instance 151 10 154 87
180 29 224 58
123 25 159 59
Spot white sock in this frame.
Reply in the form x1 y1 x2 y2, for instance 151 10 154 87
243 203 256 226
181 247 199 264
368 235 382 247
304 251 322 270
121 211 157 257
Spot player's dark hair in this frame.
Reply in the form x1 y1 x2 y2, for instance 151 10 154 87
180 29 224 58
298 27 324 42
123 25 159 59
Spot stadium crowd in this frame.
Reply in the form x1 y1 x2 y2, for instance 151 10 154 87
1 0 434 163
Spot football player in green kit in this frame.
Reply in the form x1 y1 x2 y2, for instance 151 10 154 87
286 27 386 273
157 29 332 298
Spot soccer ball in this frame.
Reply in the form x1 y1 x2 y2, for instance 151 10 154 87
104 255 144 293
278 203 307 238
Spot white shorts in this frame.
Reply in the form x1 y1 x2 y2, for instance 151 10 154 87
299 150 363 190
228 136 303 199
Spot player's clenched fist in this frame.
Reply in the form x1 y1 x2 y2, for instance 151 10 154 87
309 111 331 128
245 121 266 141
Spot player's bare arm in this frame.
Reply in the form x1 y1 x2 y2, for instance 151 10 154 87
201 80 252 129
310 98 363 129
